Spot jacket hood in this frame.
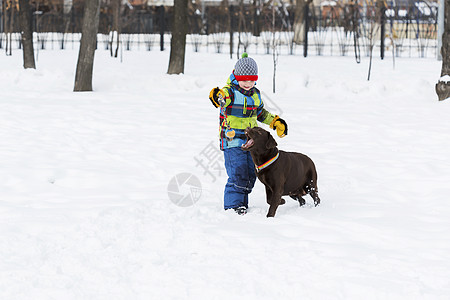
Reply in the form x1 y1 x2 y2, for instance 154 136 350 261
227 73 239 87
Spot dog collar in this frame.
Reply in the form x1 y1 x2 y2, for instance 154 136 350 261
256 152 279 172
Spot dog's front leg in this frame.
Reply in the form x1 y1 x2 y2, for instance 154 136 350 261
266 187 283 218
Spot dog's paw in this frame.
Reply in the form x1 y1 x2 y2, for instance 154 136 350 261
298 197 306 207
280 198 286 205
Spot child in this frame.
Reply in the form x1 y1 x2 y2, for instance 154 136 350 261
209 53 288 215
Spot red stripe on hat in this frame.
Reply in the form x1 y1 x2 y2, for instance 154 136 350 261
234 74 258 81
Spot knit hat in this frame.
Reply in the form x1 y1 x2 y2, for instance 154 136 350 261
233 53 258 81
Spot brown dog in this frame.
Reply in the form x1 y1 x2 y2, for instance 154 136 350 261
242 127 320 217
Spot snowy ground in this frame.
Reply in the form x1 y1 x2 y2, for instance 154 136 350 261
1 48 449 299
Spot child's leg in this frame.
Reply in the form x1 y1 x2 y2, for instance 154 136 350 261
223 147 254 209
247 150 257 188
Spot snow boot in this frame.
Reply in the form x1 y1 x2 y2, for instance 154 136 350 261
234 206 247 215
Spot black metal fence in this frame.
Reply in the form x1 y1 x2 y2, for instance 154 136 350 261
0 3 438 58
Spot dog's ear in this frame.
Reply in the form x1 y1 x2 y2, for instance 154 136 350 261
266 132 278 149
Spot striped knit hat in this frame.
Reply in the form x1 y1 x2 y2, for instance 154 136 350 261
233 53 258 81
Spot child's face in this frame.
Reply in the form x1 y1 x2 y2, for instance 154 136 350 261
238 80 256 90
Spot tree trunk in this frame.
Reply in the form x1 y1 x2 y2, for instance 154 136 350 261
74 0 100 92
167 0 188 74
4 0 14 56
378 0 385 60
110 0 120 58
436 0 450 101
252 0 260 37
229 4 234 59
18 0 36 69
293 0 311 44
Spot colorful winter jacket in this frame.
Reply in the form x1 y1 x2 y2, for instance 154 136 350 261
219 73 276 150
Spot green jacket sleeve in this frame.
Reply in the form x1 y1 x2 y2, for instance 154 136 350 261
221 86 234 108
257 100 276 126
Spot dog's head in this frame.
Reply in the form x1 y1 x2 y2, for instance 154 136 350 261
242 127 277 152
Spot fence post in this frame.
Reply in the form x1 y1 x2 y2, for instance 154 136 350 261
303 3 309 58
159 5 165 51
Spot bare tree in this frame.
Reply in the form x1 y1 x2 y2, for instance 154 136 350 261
366 12 377 81
436 0 450 101
18 0 35 69
3 0 15 56
365 2 384 81
110 0 120 58
272 0 280 93
74 0 100 92
293 0 311 44
168 0 188 74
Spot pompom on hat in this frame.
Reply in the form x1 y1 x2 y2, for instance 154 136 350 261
233 53 258 81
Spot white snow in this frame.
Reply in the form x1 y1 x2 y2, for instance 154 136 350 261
439 74 450 82
415 2 438 16
321 1 337 6
1 48 450 299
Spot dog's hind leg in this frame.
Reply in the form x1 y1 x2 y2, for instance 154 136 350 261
310 188 320 206
289 192 306 207
303 167 321 206
306 180 320 207
297 196 306 206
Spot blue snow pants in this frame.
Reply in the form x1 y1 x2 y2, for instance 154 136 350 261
223 147 257 210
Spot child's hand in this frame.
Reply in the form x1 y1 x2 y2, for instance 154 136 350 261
270 116 288 138
209 87 225 108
